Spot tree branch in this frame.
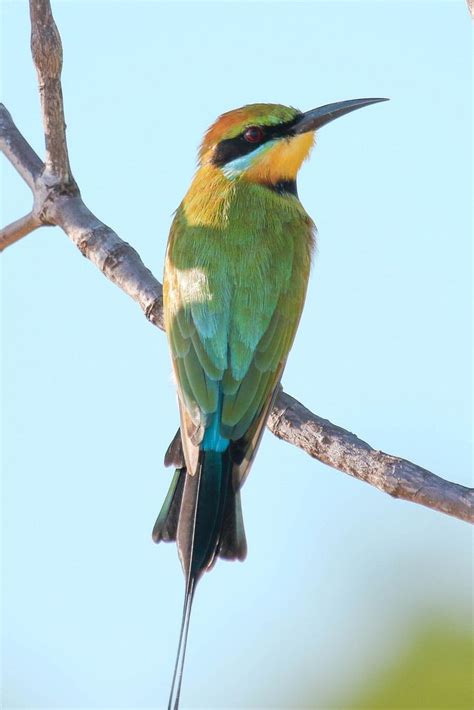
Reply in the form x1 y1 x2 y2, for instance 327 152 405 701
29 0 74 186
0 104 43 190
269 391 473 525
0 211 42 251
1 0 472 525
0 104 164 327
47 192 165 330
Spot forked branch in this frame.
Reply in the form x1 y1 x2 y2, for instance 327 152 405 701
1 0 472 525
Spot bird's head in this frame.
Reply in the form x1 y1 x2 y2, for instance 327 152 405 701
199 98 388 189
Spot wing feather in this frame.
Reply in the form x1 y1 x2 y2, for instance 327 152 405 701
190 330 224 381
182 347 219 414
164 196 314 486
222 362 263 428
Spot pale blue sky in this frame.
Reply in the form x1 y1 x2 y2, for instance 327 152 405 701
1 1 472 708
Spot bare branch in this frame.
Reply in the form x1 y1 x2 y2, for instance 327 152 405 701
269 391 473 524
0 104 43 190
0 212 42 251
29 0 74 186
0 105 165 324
48 193 165 330
1 0 471 525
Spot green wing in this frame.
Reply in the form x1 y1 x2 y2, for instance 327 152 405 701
167 299 295 485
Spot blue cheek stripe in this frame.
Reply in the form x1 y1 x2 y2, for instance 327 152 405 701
222 140 276 179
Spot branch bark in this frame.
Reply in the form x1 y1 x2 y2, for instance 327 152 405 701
0 105 164 326
0 104 43 189
0 211 42 250
29 0 74 186
1 0 472 525
268 392 473 524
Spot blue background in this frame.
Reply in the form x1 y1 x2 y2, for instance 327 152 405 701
1 1 472 708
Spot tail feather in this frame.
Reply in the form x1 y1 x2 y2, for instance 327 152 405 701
154 443 248 562
155 436 248 708
164 428 185 468
177 449 231 580
152 468 186 543
218 483 247 561
167 577 196 710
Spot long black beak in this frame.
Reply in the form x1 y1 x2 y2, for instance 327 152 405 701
293 98 389 134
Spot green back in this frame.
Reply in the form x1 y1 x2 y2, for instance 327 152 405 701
164 180 314 474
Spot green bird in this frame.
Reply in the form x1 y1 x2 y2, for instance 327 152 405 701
153 98 387 708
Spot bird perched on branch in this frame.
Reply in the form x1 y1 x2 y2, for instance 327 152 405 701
153 97 387 708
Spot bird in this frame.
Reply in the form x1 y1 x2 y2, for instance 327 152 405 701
152 97 387 708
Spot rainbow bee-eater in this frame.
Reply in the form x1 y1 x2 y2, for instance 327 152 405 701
153 98 387 708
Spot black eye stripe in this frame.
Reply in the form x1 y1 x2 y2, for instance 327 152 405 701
212 135 262 168
212 114 302 168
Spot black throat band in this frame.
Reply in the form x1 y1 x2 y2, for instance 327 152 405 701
264 179 298 197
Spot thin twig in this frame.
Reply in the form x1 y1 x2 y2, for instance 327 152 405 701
0 212 42 251
0 104 43 190
0 0 471 525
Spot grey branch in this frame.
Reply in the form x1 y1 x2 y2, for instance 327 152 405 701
0 211 42 250
29 0 74 185
1 0 472 525
0 104 43 189
0 105 164 329
268 392 472 525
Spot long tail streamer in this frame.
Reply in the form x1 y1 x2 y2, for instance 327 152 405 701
168 577 196 710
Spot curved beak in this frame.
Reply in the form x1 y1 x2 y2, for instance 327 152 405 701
293 98 389 134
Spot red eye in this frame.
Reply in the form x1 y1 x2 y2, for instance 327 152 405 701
244 126 264 143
